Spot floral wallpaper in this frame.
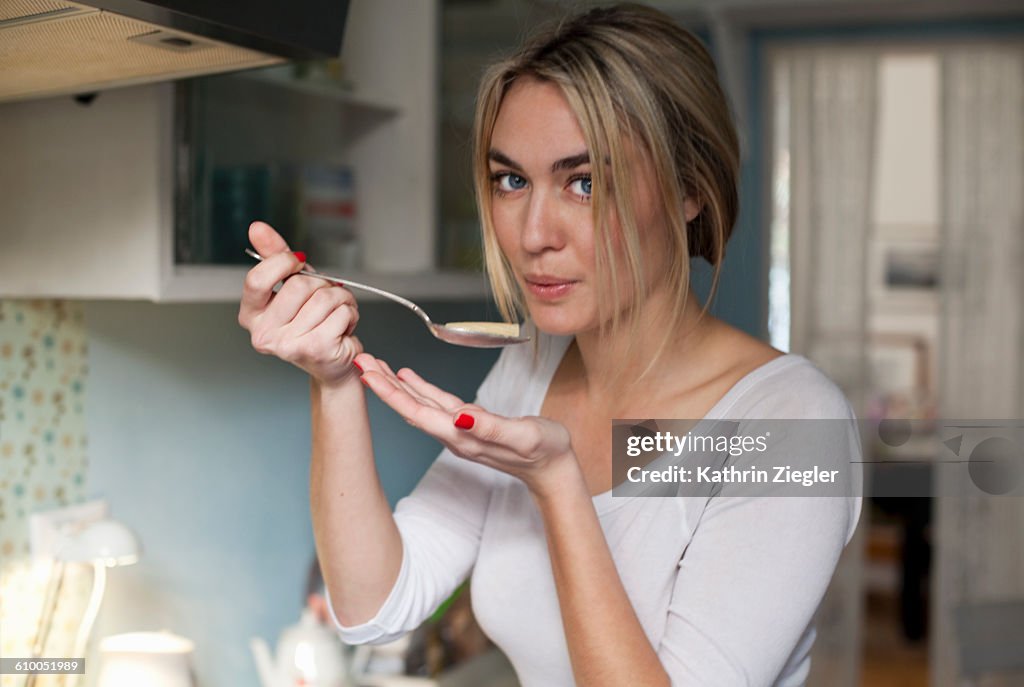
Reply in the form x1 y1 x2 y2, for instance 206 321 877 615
0 300 90 686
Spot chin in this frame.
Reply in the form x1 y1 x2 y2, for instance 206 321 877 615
527 306 593 337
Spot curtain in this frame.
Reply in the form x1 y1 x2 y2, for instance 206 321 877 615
780 47 877 687
933 44 1024 687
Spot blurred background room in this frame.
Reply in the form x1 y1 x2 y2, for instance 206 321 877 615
1 0 1022 685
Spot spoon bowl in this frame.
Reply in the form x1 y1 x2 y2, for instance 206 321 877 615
245 249 530 348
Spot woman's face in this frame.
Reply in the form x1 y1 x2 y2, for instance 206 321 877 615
488 77 672 336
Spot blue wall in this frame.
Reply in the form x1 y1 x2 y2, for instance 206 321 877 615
83 299 500 687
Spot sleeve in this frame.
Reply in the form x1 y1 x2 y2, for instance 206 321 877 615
658 496 855 685
327 345 518 645
657 372 863 685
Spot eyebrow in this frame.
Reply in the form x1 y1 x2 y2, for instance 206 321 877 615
488 149 591 174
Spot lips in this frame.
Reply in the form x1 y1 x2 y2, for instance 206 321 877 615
523 274 579 300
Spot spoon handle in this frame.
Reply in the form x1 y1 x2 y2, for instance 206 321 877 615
244 249 432 326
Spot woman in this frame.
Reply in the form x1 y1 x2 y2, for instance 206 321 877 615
238 4 862 685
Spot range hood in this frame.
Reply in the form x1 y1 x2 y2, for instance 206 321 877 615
0 0 350 102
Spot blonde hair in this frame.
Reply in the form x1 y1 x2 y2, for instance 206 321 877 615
473 3 740 383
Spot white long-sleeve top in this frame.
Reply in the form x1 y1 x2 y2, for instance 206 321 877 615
328 325 863 686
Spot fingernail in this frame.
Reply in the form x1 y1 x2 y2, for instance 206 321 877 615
454 413 475 430
293 251 306 263
360 376 369 387
353 360 363 373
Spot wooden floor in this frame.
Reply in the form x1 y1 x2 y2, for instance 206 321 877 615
861 593 929 687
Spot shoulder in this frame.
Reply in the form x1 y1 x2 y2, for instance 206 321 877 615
722 353 864 544
725 353 857 422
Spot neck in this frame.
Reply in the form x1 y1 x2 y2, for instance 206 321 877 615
571 285 717 405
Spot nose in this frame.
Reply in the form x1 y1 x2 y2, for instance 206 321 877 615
520 188 567 255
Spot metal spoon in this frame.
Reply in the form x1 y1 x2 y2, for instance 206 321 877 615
245 249 530 348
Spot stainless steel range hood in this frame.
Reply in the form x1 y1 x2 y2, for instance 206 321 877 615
0 0 350 102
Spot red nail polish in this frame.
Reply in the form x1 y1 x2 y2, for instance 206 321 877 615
293 251 306 263
353 360 363 373
454 413 475 430
360 376 369 387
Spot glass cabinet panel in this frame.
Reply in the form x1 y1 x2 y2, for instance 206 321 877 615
173 63 397 268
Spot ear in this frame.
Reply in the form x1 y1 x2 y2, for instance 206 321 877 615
683 197 701 223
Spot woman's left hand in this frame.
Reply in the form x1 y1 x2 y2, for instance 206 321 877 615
355 353 578 497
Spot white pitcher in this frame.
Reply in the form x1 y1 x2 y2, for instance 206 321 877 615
251 608 349 687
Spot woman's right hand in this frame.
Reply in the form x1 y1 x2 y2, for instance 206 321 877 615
238 221 363 386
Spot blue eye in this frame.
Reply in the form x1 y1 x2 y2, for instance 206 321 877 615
569 175 592 198
494 173 528 193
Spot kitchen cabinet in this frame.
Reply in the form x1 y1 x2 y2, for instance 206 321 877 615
0 0 491 302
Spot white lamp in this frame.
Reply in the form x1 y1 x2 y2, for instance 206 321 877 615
60 519 140 568
28 518 141 687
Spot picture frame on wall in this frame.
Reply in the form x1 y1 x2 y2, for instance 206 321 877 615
867 332 937 432
869 236 941 311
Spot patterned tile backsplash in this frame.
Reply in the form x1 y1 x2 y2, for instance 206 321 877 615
0 300 90 684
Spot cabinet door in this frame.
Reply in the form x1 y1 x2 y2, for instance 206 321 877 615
173 68 399 269
0 85 172 300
